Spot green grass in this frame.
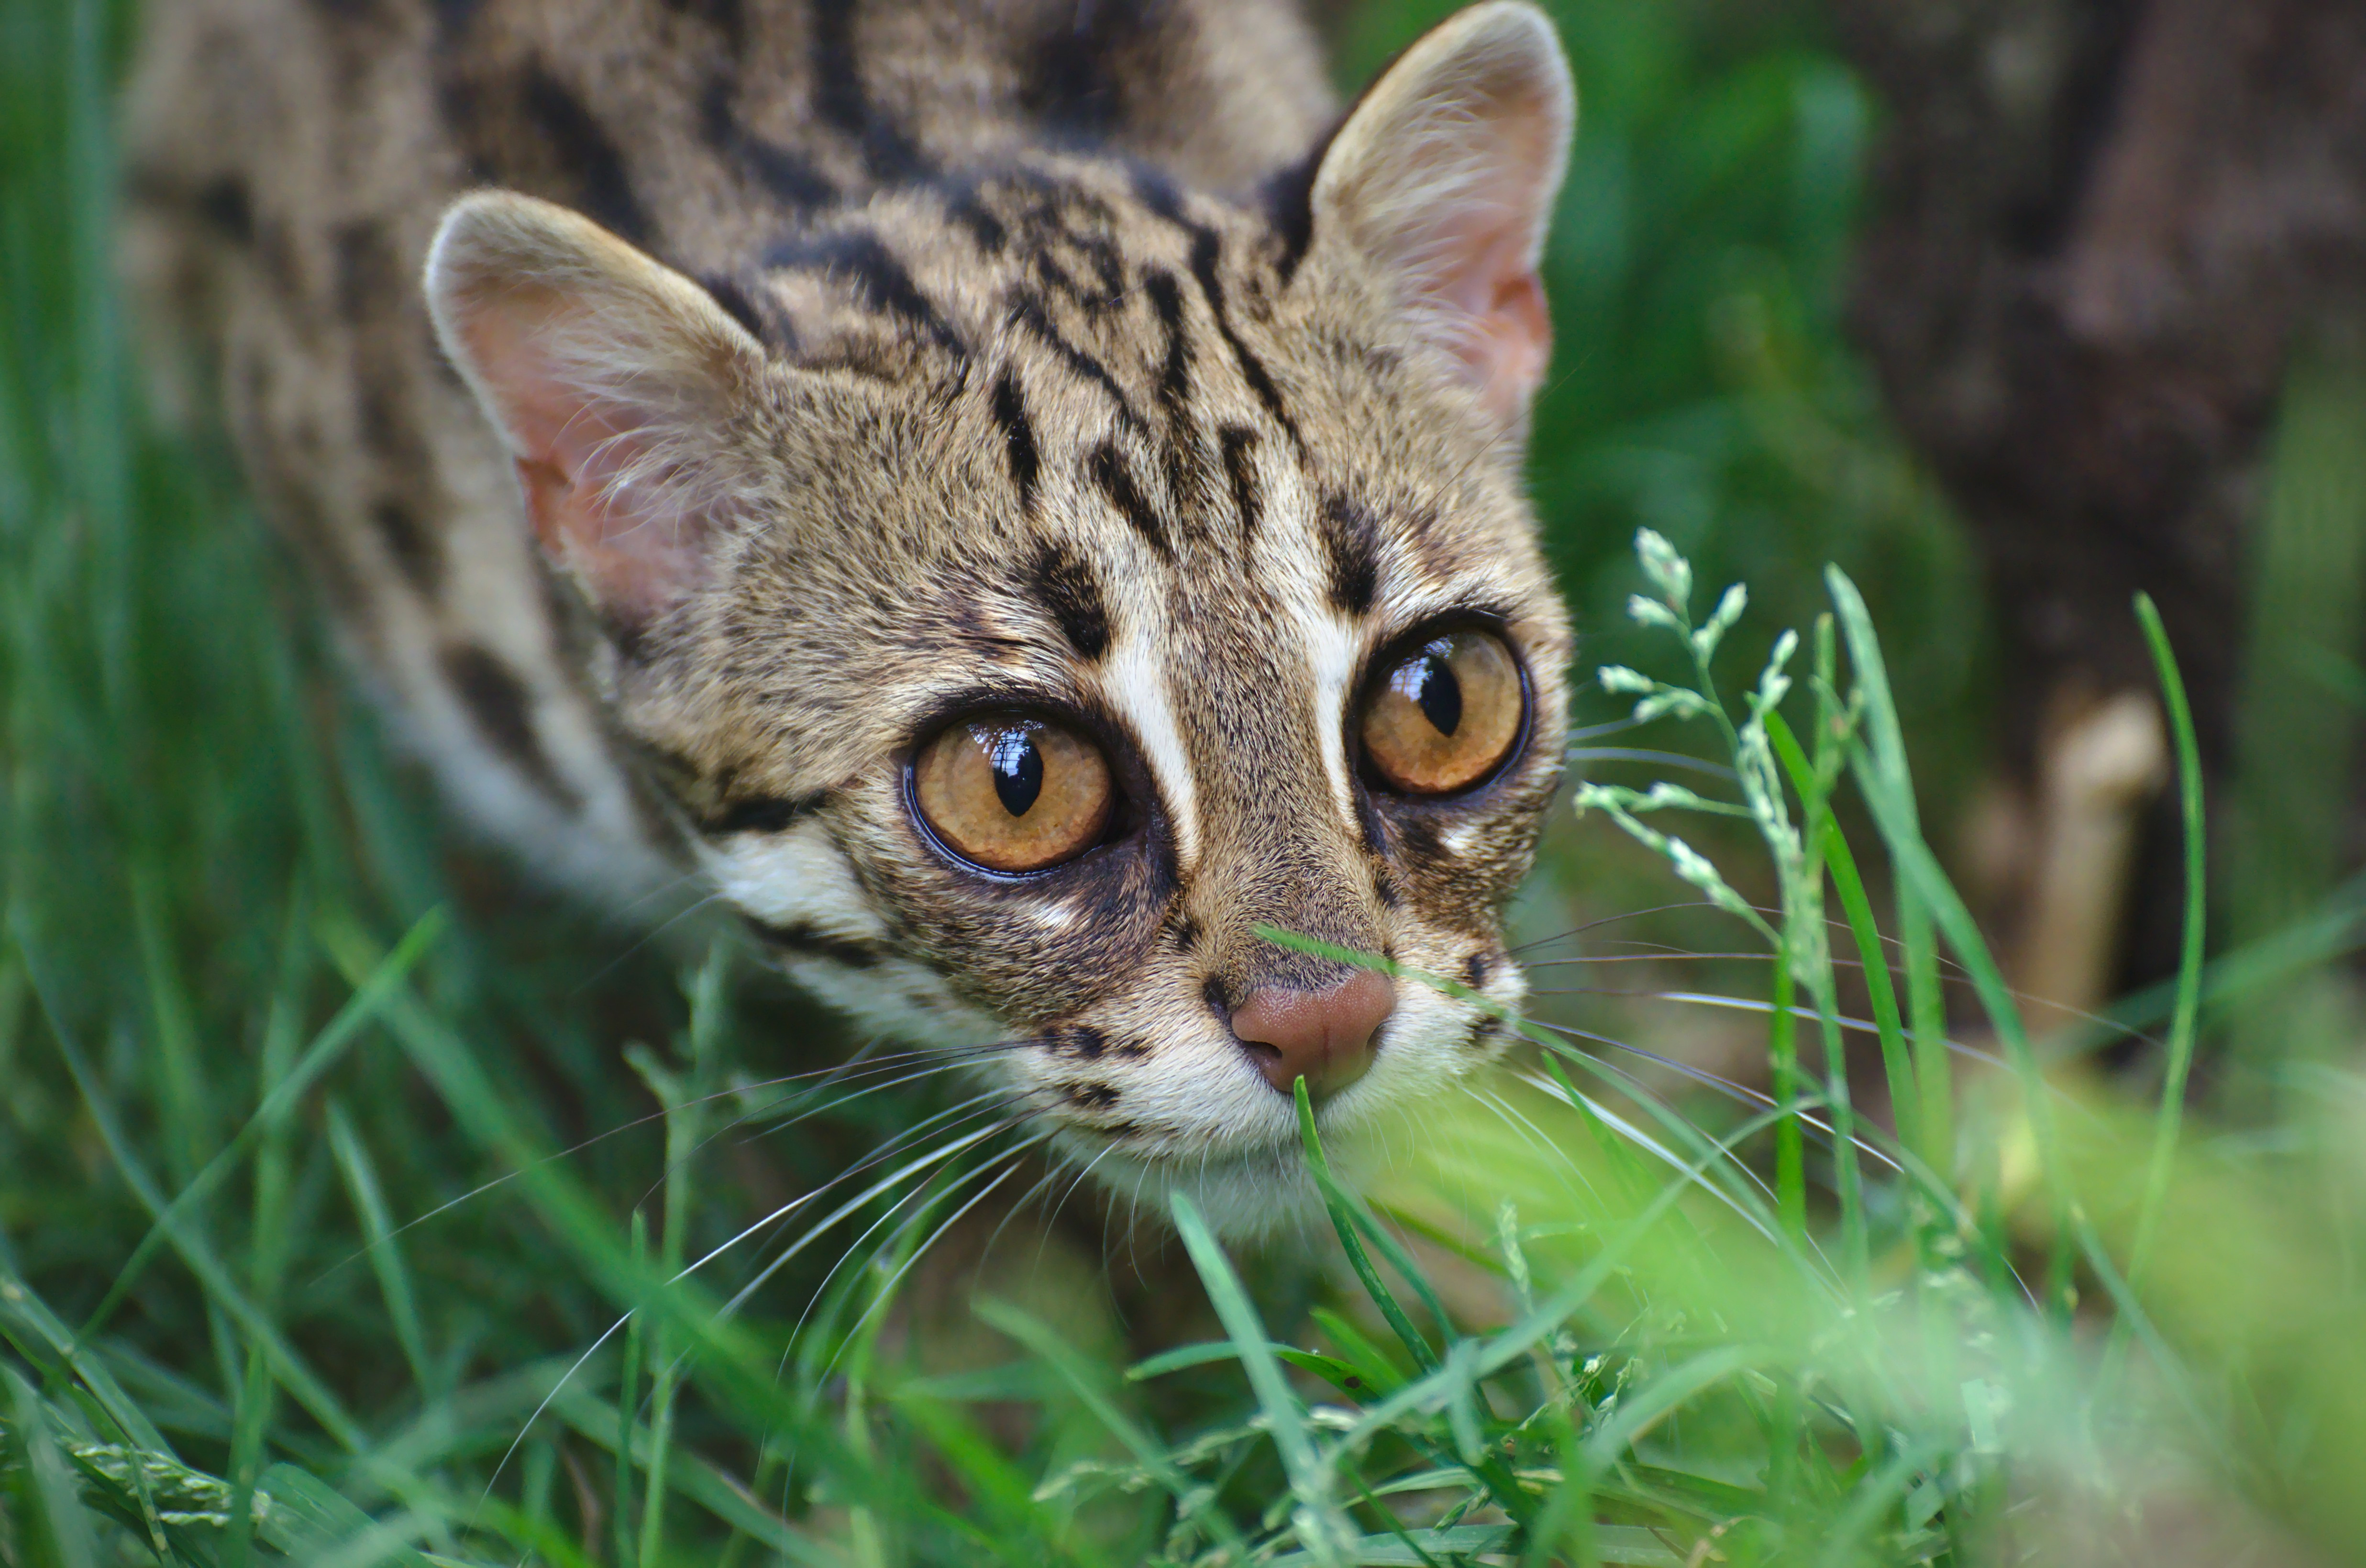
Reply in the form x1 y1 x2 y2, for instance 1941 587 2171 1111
13 0 2366 1563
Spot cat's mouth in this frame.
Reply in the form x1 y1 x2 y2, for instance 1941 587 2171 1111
1018 976 1518 1171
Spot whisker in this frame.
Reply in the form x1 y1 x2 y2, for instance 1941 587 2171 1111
626 1036 1044 1216
1516 1021 1900 1173
1507 902 1726 954
1508 1045 1829 1261
1525 951 1809 967
685 1091 1034 1293
476 1303 641 1524
1566 713 1659 742
713 1108 1050 1333
810 1151 1039 1391
1037 1138 1122 1257
1511 1069 1813 1273
1532 988 2008 1073
1466 1085 1598 1202
780 1146 996 1359
319 1038 1042 1284
770 1125 1050 1404
570 884 729 994
982 1158 1079 1273
1566 746 1738 782
478 1103 1041 1520
712 1043 1036 1153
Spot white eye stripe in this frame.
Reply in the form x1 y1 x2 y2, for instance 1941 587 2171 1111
1306 613 1363 829
1103 632 1202 872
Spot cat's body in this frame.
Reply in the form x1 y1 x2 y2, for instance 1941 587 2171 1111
124 0 1576 1235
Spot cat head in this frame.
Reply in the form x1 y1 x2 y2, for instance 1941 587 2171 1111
425 1 1575 1237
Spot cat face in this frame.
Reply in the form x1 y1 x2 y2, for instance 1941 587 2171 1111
428 3 1575 1236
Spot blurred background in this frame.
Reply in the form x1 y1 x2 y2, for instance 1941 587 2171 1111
10 0 2366 1561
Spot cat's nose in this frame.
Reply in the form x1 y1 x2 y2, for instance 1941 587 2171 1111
1231 972 1395 1100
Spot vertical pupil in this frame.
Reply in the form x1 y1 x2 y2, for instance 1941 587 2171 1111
989 729 1044 817
1412 651 1462 737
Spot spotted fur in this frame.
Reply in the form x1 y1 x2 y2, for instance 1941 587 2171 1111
124 0 1576 1237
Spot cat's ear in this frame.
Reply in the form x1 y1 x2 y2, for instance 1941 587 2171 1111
424 191 770 631
1308 0 1573 424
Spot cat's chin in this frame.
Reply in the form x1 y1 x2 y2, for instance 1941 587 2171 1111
1046 1128 1384 1246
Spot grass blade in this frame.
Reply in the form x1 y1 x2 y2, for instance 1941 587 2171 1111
1169 1190 1348 1560
4 1367 103 1568
1296 1076 1441 1375
2125 591 2207 1288
326 1102 436 1396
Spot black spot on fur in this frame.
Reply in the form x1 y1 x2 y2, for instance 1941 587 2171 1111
705 794 823 836
1066 1082 1121 1110
517 63 650 244
1396 817 1450 870
1027 539 1111 658
354 385 442 591
1322 493 1382 615
1170 914 1200 952
748 917 884 969
1218 426 1261 539
765 231 963 356
946 185 1009 253
1471 1015 1505 1048
810 0 925 179
1465 952 1492 991
370 499 442 593
1202 974 1231 1016
1089 443 1168 559
194 177 254 244
1142 268 1190 409
441 644 580 808
1002 183 1128 312
1061 1026 1108 1061
698 77 836 209
991 372 1040 513
1372 867 1400 908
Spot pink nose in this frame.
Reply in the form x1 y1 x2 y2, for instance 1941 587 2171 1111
1230 971 1395 1100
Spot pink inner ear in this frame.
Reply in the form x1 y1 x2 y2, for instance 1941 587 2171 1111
459 303 713 628
1435 217 1553 423
1371 109 1559 422
512 454 707 629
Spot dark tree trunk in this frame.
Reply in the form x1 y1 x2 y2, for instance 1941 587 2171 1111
1828 0 2366 996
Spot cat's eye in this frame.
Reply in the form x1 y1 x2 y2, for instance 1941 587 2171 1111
1360 630 1525 795
912 715 1115 872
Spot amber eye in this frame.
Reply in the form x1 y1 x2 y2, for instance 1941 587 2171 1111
912 715 1115 872
1360 630 1525 795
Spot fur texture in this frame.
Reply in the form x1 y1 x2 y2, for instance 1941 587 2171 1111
124 0 1577 1237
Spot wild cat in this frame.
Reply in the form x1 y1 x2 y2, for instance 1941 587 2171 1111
122 0 1575 1239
